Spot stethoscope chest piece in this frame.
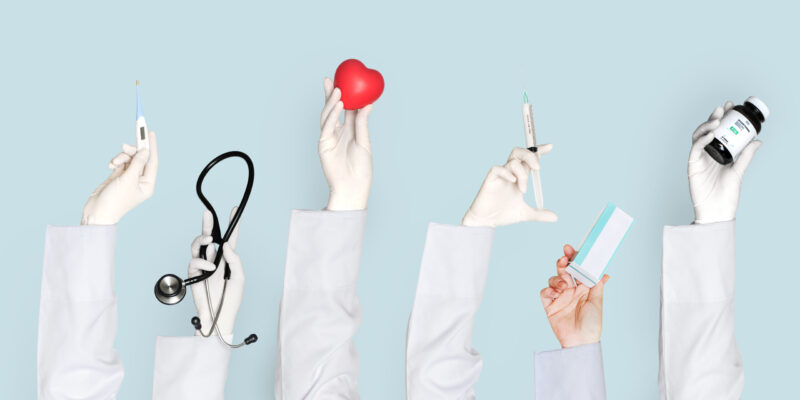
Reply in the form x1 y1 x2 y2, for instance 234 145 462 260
154 273 186 305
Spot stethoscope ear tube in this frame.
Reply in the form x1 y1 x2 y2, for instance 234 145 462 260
154 151 254 299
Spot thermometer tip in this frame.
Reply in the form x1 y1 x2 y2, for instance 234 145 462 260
136 80 140 86
523 90 529 104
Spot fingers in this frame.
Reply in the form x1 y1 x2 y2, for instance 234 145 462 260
549 275 569 292
509 147 540 173
355 104 373 149
222 242 244 281
588 274 610 304
488 165 516 183
689 132 716 162
522 207 558 223
536 143 553 155
142 131 158 184
323 77 334 101
320 87 342 129
706 105 725 122
188 258 216 276
201 209 214 236
190 235 213 258
227 206 241 249
692 118 721 143
563 244 576 260
320 101 344 143
122 148 150 180
122 143 137 155
540 287 559 308
723 100 734 112
732 140 762 177
109 152 132 169
506 159 528 193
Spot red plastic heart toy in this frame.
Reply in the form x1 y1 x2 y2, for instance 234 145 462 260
334 59 384 110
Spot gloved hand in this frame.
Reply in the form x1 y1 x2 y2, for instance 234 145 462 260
462 147 557 227
188 207 244 340
81 132 158 225
540 244 609 348
689 101 762 224
319 77 374 211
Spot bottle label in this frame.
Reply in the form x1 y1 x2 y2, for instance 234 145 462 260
712 110 756 159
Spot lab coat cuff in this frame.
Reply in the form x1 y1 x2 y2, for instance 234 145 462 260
415 223 494 298
662 220 735 302
284 209 367 290
42 224 117 301
152 336 231 400
534 342 606 400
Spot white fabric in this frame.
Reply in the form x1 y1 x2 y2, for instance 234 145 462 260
152 336 232 400
38 224 231 400
405 223 606 399
659 221 741 400
275 210 367 399
38 225 123 399
534 343 606 400
406 223 493 399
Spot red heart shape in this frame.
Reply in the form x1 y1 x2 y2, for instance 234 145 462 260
334 59 384 110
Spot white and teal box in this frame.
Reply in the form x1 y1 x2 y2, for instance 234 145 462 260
566 203 634 287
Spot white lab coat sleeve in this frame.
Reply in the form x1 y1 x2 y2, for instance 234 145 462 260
275 209 367 400
38 225 124 400
533 343 606 400
152 336 232 400
406 222 494 400
659 221 741 400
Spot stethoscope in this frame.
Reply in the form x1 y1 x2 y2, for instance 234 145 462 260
154 151 258 348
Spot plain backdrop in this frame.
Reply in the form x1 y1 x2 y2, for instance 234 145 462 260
1 0 798 398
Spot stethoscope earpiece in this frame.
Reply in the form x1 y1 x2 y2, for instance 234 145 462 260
154 274 186 305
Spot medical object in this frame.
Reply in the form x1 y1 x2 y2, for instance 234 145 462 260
704 96 769 165
567 203 633 287
522 92 544 209
135 81 149 151
334 59 384 110
154 151 258 348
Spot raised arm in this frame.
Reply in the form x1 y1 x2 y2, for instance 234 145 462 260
38 132 157 399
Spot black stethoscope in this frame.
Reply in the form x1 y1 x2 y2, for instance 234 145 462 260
154 151 257 348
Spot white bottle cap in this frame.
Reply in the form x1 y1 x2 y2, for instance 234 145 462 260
745 96 769 120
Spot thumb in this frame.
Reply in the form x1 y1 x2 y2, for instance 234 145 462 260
588 274 610 304
732 140 762 177
522 207 558 223
355 104 373 148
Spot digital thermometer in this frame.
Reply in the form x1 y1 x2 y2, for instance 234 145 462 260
522 92 543 209
136 80 149 151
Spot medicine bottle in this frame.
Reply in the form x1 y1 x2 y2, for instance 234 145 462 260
705 96 769 165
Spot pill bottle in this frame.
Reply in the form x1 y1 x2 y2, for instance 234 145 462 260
704 96 769 165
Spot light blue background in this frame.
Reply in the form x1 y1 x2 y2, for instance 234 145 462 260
2 0 798 398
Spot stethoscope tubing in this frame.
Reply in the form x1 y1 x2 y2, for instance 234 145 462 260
184 151 254 286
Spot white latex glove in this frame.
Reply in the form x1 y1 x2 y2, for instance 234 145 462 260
81 132 159 225
462 147 558 227
188 207 244 339
319 77 374 211
689 102 762 224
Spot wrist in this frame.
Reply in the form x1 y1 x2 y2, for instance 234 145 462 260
326 191 368 211
462 211 493 227
559 337 600 349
